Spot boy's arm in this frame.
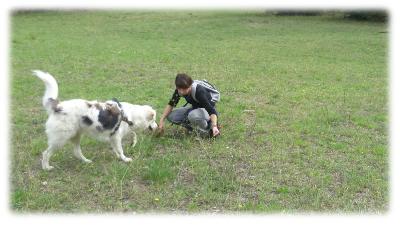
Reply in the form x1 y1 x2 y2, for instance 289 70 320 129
159 104 173 131
158 89 180 135
210 114 220 137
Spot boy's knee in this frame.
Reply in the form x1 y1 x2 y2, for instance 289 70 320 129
187 109 205 120
166 113 174 123
167 113 183 124
188 109 210 127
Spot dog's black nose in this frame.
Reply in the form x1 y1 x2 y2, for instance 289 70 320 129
148 125 153 131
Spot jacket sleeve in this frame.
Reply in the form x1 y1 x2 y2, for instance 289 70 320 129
168 89 180 107
195 86 218 115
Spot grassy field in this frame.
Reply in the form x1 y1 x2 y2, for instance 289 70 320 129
10 11 388 213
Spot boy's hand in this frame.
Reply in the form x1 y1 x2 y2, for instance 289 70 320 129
158 121 164 131
212 126 220 137
155 121 165 137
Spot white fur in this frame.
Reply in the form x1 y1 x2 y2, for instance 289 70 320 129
117 103 158 148
33 70 157 170
32 70 59 114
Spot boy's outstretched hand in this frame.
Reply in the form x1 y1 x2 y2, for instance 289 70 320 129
212 126 220 137
155 126 164 137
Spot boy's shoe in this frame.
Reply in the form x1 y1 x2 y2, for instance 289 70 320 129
182 123 193 132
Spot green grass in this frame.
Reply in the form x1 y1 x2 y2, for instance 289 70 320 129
10 10 388 213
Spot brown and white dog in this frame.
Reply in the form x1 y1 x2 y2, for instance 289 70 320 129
33 70 157 170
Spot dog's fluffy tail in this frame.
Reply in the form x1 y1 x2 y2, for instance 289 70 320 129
32 70 59 114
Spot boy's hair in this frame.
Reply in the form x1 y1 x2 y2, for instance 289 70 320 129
175 73 193 89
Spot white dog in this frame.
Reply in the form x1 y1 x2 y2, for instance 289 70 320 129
33 70 158 170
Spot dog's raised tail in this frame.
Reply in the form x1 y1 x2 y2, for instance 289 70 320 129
32 70 59 113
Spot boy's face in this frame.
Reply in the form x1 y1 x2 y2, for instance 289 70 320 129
177 87 191 96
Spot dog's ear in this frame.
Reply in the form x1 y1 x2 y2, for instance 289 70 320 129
94 102 102 110
111 97 122 107
147 110 155 121
106 105 120 116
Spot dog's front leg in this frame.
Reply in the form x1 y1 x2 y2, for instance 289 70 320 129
71 134 92 163
130 131 137 148
42 145 57 170
111 136 132 162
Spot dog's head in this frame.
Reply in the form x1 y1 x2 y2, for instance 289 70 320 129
145 106 158 132
94 100 123 130
104 101 122 115
106 98 123 113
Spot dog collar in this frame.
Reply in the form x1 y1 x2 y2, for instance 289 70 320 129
111 97 133 126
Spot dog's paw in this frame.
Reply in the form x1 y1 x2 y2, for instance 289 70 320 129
43 165 54 171
83 159 92 163
122 157 132 162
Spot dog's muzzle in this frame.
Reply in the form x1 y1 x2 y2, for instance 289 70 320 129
148 122 158 131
